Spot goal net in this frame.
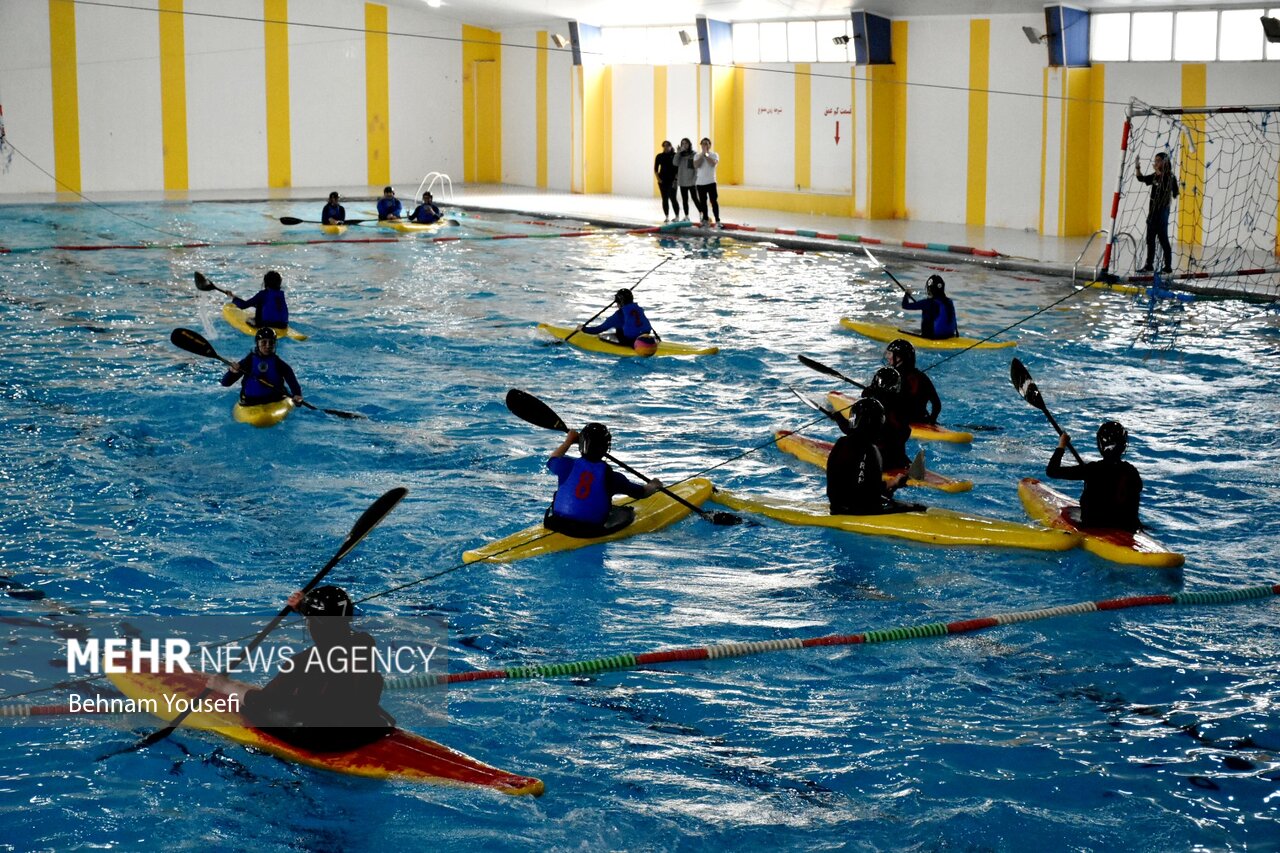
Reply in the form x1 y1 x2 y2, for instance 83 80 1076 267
1104 100 1280 298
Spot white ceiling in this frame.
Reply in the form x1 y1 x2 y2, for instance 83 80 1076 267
395 0 1237 30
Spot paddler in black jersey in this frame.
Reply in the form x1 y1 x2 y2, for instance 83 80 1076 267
885 339 941 425
827 398 919 515
208 586 395 752
860 367 912 470
1047 421 1144 532
544 422 662 537
220 327 304 407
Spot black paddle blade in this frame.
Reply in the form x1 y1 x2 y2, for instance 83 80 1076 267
789 386 838 423
320 486 408 575
170 327 219 360
505 389 568 432
322 408 366 420
97 724 176 761
709 511 745 526
798 354 838 378
193 272 215 291
279 216 306 225
1009 358 1046 410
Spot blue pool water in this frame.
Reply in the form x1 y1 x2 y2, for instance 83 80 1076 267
1 202 1277 850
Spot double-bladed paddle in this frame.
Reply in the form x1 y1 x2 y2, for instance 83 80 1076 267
1009 358 1084 464
279 216 371 226
561 257 671 346
797 355 866 389
169 328 366 420
864 247 912 298
504 388 744 526
788 387 927 481
96 486 408 760
193 271 236 299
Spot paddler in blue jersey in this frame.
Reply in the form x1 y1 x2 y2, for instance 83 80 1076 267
376 186 403 221
221 327 304 407
860 367 912 470
231 270 290 330
545 422 663 537
578 288 657 350
885 339 941 425
321 191 346 225
827 398 917 515
1047 421 1144 532
208 586 395 752
408 191 442 225
902 274 958 340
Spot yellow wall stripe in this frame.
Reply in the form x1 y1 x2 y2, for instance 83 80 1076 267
264 0 291 188
1086 65 1106 233
462 25 501 183
583 65 609 193
158 0 188 191
849 68 857 213
794 63 810 190
965 20 989 227
732 66 745 185
1061 68 1092 236
536 31 547 189
653 65 666 197
48 0 81 194
1039 68 1049 236
868 21 907 219
1178 63 1207 250
711 66 739 185
365 4 389 186
719 186 854 217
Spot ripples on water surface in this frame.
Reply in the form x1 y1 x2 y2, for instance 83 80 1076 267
0 202 1277 850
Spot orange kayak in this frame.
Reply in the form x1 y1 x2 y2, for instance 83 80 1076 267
107 667 544 795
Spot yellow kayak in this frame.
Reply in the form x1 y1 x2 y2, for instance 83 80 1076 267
839 318 1015 350
827 391 973 444
774 430 972 494
232 397 294 427
537 323 719 357
1018 477 1184 569
463 478 713 563
221 304 308 342
378 219 443 234
320 224 347 235
107 667 543 794
710 489 1079 550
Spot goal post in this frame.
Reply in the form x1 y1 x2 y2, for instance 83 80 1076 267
1103 99 1280 297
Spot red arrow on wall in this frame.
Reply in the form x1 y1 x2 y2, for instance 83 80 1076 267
834 121 841 145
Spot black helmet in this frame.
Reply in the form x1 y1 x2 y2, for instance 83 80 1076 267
579 422 612 461
263 270 282 290
926 274 945 297
254 326 277 353
848 397 885 435
1097 421 1128 460
886 338 916 370
298 585 353 620
870 366 902 395
615 288 634 306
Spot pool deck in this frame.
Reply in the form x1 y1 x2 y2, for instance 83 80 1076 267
0 183 1104 280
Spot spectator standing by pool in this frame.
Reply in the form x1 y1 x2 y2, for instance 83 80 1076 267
675 138 700 222
654 141 679 222
1135 152 1179 274
693 137 721 228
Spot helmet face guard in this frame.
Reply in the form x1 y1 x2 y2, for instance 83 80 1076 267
579 422 612 461
871 367 902 396
254 327 277 354
850 397 885 434
1097 421 1128 459
886 339 916 370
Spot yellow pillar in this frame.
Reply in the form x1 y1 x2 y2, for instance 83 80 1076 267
264 0 291 188
868 21 907 219
1178 64 1207 251
794 63 810 190
158 0 189 191
462 25 502 183
536 31 548 189
965 20 989 227
48 0 81 193
365 3 389 187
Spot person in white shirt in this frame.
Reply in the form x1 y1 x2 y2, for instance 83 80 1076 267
693 137 721 227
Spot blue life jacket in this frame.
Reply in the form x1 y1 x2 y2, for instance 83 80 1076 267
932 297 957 338
620 304 652 340
259 289 289 327
377 198 402 219
551 457 612 524
242 353 285 401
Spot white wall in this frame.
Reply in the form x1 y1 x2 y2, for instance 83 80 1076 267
186 0 267 192
289 0 366 191
986 15 1046 230
500 28 538 187
0 1 56 193
546 40 572 190
810 63 852 194
387 5 462 188
663 64 698 150
740 64 795 191
904 17 969 224
611 65 654 196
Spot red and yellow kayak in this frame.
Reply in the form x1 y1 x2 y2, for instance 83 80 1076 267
1018 477 1184 569
774 430 972 493
827 391 973 444
106 667 544 795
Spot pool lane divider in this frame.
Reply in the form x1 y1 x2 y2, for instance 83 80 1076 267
384 583 1279 691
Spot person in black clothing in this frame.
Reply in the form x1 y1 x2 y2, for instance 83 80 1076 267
860 367 912 470
321 192 345 225
1046 421 1143 532
654 140 679 222
885 338 941 425
827 398 916 515
1135 152 1179 274
209 586 395 753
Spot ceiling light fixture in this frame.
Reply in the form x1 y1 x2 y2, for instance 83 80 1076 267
832 34 851 46
1023 26 1048 44
551 33 568 48
1263 16 1280 43
678 29 693 46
